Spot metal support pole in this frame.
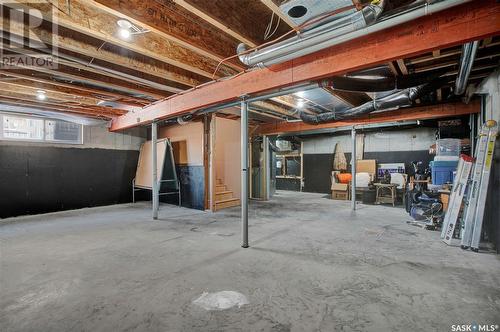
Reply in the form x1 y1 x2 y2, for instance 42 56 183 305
152 121 159 220
351 127 356 211
241 99 249 248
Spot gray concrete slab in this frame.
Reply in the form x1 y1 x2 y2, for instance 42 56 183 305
1 191 499 331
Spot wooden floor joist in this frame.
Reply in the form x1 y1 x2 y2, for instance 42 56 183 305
256 101 480 136
110 1 500 131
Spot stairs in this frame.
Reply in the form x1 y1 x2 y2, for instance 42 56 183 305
214 179 240 211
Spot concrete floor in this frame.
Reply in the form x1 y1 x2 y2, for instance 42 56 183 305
1 191 499 332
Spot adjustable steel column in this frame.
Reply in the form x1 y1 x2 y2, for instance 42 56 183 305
351 127 357 211
152 121 159 220
241 99 249 248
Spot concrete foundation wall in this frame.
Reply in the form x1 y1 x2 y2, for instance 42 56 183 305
0 125 147 218
301 127 436 194
303 127 436 155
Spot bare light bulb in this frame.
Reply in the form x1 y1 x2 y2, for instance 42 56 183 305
119 28 131 40
36 90 46 101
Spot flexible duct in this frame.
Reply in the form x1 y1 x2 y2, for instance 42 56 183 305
455 41 479 95
300 78 447 124
321 70 446 92
237 0 471 68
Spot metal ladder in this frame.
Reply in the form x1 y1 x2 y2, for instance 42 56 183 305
441 155 474 245
460 120 497 252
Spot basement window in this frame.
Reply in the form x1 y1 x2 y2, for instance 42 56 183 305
0 114 83 144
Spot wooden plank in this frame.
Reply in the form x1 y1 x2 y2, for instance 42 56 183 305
180 0 290 46
0 81 109 108
0 94 125 117
111 1 500 131
5 0 236 79
0 70 149 106
0 15 199 89
256 101 480 135
0 98 118 118
396 59 409 75
6 62 167 99
91 0 244 69
173 0 257 47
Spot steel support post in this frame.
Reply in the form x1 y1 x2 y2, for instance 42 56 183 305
351 127 357 211
241 99 249 248
152 121 159 220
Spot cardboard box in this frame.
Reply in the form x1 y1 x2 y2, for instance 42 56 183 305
332 190 349 200
331 183 348 191
331 183 349 200
356 160 377 177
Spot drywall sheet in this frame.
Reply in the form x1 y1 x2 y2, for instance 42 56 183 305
215 117 241 198
135 139 168 189
159 122 204 166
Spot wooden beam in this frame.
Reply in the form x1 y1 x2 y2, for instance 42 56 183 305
111 1 500 131
91 0 244 69
396 59 409 75
172 0 257 47
0 70 149 106
0 98 118 118
251 100 294 118
0 93 125 117
0 15 199 89
256 101 480 136
0 81 108 108
6 62 167 100
260 0 295 28
5 0 236 79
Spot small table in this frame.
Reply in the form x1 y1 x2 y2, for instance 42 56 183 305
374 183 398 206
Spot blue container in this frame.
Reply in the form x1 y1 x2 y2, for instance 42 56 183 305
430 160 459 185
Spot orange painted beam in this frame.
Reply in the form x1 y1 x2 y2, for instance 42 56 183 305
256 101 480 136
110 1 499 131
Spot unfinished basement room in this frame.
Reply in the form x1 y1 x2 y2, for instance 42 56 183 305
1 0 500 331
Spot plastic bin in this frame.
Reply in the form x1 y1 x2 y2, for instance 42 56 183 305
436 139 460 157
430 160 459 185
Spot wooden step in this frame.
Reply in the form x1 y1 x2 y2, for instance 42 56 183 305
215 198 240 210
216 184 226 192
216 190 233 201
216 178 223 185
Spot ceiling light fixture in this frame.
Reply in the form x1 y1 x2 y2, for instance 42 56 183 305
36 90 47 101
117 19 149 40
297 99 305 108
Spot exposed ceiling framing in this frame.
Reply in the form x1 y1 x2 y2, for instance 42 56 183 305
0 0 498 126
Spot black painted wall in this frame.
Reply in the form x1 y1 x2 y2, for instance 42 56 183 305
0 145 139 218
276 177 301 191
303 150 433 194
161 165 205 210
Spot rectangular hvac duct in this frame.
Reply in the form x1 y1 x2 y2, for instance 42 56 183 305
279 0 357 27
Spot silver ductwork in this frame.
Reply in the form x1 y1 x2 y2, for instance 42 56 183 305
299 78 447 125
455 41 479 95
238 0 471 68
